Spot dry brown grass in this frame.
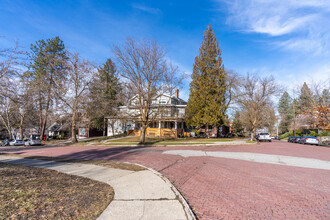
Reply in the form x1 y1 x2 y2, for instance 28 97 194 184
0 162 113 219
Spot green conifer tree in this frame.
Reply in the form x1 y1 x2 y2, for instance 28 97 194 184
298 82 314 114
26 36 68 140
88 58 120 135
186 25 227 136
278 91 293 133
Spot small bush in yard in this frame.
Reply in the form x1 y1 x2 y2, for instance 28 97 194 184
280 132 290 139
320 131 330 136
309 131 318 137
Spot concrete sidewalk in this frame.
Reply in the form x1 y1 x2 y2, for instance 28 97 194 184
0 155 195 220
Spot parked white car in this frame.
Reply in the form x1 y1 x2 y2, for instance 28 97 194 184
25 138 41 146
257 133 272 142
299 136 319 145
9 139 25 146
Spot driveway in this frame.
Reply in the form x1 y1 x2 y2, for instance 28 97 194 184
1 141 329 219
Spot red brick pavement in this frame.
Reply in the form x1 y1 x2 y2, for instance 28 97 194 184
1 141 330 219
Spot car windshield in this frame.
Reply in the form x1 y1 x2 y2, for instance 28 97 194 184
305 136 316 138
260 133 269 135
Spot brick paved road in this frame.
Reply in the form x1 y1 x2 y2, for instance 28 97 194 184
2 141 330 219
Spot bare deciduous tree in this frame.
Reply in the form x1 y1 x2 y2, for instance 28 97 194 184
309 79 330 130
0 40 26 79
0 79 15 138
113 38 184 143
57 52 94 142
235 74 279 140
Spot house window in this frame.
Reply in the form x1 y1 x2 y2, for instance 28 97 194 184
163 122 174 129
149 122 157 128
159 99 167 104
80 128 86 136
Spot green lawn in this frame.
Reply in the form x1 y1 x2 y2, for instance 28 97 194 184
246 140 257 143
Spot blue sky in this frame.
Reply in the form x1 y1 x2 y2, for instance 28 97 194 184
1 0 330 101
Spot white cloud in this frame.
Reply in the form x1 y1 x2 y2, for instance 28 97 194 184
217 0 330 53
274 64 330 92
131 4 161 15
251 15 315 36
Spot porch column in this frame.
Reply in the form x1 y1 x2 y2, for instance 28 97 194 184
182 121 184 129
159 121 161 128
175 121 177 129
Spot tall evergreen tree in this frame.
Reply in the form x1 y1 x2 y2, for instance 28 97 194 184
87 58 120 135
186 25 227 136
278 91 293 133
298 82 314 114
26 36 68 140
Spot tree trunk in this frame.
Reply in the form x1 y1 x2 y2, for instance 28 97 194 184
0 114 12 139
19 112 25 139
111 121 115 137
251 127 256 141
5 126 12 139
38 89 43 138
40 88 52 140
205 123 209 138
139 125 146 143
103 117 106 136
71 111 78 143
40 108 48 140
19 122 23 140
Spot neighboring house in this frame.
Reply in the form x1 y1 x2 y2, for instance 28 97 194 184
23 127 39 138
77 113 103 138
46 122 70 139
106 89 189 138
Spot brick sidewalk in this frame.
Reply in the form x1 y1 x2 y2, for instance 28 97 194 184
2 141 329 219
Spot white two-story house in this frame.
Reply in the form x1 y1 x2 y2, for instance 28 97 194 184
106 89 188 138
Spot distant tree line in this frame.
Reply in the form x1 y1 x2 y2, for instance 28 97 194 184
278 82 329 135
2 25 325 143
0 36 184 143
0 36 121 142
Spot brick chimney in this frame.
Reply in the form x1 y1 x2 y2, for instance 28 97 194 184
175 89 179 98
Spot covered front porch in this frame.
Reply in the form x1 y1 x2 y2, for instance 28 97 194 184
128 120 189 138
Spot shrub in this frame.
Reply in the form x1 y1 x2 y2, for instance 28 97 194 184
309 131 318 137
295 129 303 136
280 132 290 139
320 131 330 136
192 129 200 135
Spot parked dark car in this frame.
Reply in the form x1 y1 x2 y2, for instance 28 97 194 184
288 136 295 142
275 136 280 140
1 139 10 146
294 136 302 143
